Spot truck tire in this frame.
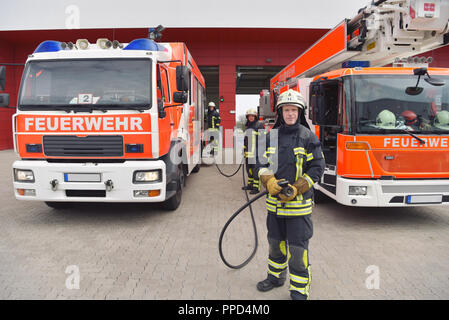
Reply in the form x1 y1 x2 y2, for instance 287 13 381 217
162 169 184 211
313 188 330 204
192 163 200 173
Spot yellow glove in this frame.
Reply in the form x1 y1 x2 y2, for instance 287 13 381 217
278 184 298 202
293 176 312 195
264 176 284 196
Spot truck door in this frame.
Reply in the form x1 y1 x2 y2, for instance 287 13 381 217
310 79 343 194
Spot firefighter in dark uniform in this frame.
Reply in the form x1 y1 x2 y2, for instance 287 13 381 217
243 108 265 194
207 102 221 155
254 89 325 300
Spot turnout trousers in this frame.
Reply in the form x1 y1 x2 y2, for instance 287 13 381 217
245 161 260 191
266 214 313 298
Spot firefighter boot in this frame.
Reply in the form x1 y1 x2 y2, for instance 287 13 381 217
256 273 285 292
249 186 259 194
290 291 308 300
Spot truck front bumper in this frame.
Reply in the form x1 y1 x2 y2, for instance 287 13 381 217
334 176 449 207
13 160 167 202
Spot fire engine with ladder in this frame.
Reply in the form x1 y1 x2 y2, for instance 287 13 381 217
11 27 206 210
260 0 449 206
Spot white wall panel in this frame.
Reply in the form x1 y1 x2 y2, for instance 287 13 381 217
0 0 369 31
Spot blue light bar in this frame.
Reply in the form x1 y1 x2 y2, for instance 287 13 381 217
342 61 370 68
123 38 165 51
34 41 64 53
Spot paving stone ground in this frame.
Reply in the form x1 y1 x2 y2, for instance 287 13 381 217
1 149 449 300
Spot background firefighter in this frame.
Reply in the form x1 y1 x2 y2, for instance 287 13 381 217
254 89 325 300
242 108 265 194
206 101 221 156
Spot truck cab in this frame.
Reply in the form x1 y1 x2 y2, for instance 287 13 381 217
308 67 449 206
12 38 205 210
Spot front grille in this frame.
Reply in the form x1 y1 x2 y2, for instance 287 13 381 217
43 135 123 157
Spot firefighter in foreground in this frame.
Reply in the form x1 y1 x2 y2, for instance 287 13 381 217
255 89 325 300
243 108 265 194
206 102 221 155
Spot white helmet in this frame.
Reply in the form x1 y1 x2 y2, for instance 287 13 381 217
245 108 258 117
208 102 216 108
434 110 449 130
276 89 306 110
376 109 396 129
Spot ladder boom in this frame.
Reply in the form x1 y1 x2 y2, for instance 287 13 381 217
271 0 449 91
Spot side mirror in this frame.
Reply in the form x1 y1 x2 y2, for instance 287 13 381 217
310 83 325 125
176 66 190 92
157 99 166 118
0 66 6 91
173 91 188 104
424 76 445 87
0 93 10 107
405 86 423 95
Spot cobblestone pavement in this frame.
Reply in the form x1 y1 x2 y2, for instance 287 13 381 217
1 149 449 300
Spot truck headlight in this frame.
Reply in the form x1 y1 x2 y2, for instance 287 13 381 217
133 170 162 183
349 186 367 196
14 169 35 183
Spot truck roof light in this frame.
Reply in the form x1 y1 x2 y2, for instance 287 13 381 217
76 39 90 50
341 61 370 68
60 42 74 50
123 38 165 51
112 40 123 49
34 41 63 53
96 38 112 49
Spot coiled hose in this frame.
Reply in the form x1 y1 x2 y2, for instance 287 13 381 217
217 159 266 269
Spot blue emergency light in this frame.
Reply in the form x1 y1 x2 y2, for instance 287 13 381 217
34 41 64 53
342 61 370 68
123 38 165 51
125 144 144 153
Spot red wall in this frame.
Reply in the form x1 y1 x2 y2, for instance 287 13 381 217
0 38 20 149
1 27 449 150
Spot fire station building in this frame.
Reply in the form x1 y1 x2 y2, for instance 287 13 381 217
1 0 449 150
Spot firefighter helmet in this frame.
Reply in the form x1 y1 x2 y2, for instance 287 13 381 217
401 110 418 125
276 89 306 110
245 108 258 117
434 110 449 130
208 102 216 108
376 110 396 129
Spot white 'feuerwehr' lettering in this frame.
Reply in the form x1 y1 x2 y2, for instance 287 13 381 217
35 118 45 131
103 117 114 131
384 137 449 148
22 117 145 132
60 117 71 131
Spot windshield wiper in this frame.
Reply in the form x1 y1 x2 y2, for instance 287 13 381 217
19 104 73 112
357 127 426 145
113 104 150 112
72 107 108 113
19 103 150 113
397 129 426 145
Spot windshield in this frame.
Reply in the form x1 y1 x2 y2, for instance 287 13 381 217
19 59 152 111
354 75 449 133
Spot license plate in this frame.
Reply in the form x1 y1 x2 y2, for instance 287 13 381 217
64 173 101 182
406 194 442 204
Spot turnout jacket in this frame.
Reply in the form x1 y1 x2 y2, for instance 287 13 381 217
255 123 325 217
243 120 265 159
207 109 221 130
